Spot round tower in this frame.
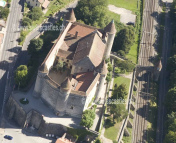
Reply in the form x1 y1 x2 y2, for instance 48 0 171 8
95 61 107 103
56 77 71 116
33 63 48 98
103 20 117 59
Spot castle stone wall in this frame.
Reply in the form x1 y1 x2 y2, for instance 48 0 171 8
72 57 94 74
33 72 46 98
41 78 60 109
66 94 85 118
84 80 98 110
45 22 72 71
38 120 67 137
30 110 43 129
6 96 26 127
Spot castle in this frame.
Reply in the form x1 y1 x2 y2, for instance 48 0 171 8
33 9 116 118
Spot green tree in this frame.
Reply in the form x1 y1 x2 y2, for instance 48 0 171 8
170 71 176 88
113 26 135 54
75 0 109 28
55 60 66 72
106 72 112 82
94 138 101 143
0 7 9 19
80 109 95 129
167 55 176 72
14 65 28 88
112 84 128 99
165 87 176 112
109 104 128 123
28 7 43 21
28 38 43 54
21 17 32 27
164 131 176 143
168 119 176 132
108 63 113 72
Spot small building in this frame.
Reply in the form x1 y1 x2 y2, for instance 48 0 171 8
0 19 6 31
26 0 50 9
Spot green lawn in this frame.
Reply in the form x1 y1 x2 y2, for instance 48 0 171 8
107 10 120 23
114 76 131 89
108 0 139 13
126 35 138 63
122 128 132 143
104 120 122 141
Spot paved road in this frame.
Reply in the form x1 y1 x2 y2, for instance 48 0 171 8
22 0 78 52
0 0 23 121
1 121 53 143
156 3 172 143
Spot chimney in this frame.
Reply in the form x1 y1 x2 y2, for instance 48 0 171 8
75 31 78 38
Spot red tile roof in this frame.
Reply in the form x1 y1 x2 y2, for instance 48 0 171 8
74 71 97 92
68 24 95 38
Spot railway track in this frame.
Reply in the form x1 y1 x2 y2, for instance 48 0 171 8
132 0 156 142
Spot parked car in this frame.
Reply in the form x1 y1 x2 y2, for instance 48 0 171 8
4 135 13 140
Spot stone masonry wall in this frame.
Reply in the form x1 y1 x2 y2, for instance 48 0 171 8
6 96 26 127
38 120 67 137
71 57 95 74
66 94 85 118
30 110 43 129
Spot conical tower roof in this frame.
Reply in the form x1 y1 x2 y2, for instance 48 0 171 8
60 77 71 91
65 8 76 22
104 20 117 34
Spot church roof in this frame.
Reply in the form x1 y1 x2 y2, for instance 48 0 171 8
65 9 76 22
73 31 105 66
104 20 117 34
61 78 71 91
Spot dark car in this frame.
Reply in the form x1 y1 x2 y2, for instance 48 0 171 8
4 135 13 140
